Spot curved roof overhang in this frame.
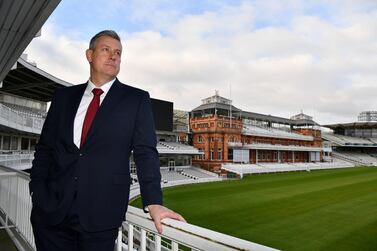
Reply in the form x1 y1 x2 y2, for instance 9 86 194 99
0 0 61 82
323 122 377 130
1 56 72 102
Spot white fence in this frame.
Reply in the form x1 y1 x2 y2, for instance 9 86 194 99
0 168 35 250
120 207 277 251
222 162 356 178
0 103 44 134
0 165 278 251
0 153 34 170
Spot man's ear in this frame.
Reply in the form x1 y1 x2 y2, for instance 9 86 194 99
86 49 93 63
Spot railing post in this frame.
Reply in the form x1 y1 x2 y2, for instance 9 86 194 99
128 223 134 251
140 229 146 251
116 227 122 251
15 176 19 228
6 177 11 227
172 241 179 251
155 235 161 251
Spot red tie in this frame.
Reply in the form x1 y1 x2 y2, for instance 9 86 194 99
80 88 104 147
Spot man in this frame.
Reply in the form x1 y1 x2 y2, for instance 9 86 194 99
30 30 185 251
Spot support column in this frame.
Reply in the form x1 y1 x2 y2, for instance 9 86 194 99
278 151 281 163
18 137 22 151
292 151 295 163
256 149 258 164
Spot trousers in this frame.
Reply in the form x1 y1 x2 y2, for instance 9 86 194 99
31 193 118 251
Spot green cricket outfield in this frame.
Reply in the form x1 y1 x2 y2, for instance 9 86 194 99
131 167 377 250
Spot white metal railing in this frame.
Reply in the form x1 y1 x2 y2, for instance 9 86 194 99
228 142 322 152
0 103 44 134
332 152 368 165
227 142 243 147
157 148 202 154
0 165 278 251
0 153 34 170
221 162 355 176
242 125 313 141
120 206 278 251
0 167 35 250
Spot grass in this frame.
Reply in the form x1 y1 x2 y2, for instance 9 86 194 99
131 167 377 251
0 230 17 251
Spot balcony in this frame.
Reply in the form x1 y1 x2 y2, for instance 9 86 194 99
227 142 243 148
0 103 44 134
0 165 278 251
228 142 322 152
0 153 34 170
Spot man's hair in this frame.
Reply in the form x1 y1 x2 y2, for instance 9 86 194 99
89 30 121 50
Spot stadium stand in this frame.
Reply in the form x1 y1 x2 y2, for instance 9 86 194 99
160 167 220 183
322 120 377 166
161 169 191 183
322 132 376 146
129 167 222 200
1 102 46 118
222 161 355 177
0 102 44 134
369 138 377 144
0 153 34 170
332 151 377 166
157 141 200 154
181 167 218 179
243 124 313 141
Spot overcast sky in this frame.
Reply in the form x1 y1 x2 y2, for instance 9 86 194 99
24 0 377 125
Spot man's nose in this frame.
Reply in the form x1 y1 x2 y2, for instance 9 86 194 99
109 51 116 60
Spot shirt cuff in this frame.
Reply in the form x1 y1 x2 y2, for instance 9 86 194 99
143 206 149 213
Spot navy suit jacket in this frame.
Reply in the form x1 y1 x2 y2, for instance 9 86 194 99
29 79 162 232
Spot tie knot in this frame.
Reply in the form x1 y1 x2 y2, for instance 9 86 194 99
92 88 104 96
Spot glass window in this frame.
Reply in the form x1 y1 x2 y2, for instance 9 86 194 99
11 136 18 150
159 156 168 167
3 136 10 150
228 149 233 160
21 138 29 150
30 139 37 151
198 135 203 143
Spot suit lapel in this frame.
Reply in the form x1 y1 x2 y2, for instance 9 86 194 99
82 80 125 148
66 83 87 150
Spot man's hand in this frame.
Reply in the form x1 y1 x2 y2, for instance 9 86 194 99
148 204 186 234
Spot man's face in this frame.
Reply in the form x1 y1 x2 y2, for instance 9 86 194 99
86 35 122 83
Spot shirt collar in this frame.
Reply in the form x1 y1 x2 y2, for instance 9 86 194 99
86 78 116 95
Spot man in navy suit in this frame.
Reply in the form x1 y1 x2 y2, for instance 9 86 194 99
30 30 185 251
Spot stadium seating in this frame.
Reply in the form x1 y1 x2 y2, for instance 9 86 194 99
222 161 355 176
180 167 218 179
368 138 377 144
332 151 377 166
322 132 375 146
157 141 200 154
157 167 220 183
243 124 313 141
129 167 222 199
0 102 46 118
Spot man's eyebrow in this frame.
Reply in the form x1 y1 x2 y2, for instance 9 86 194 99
100 44 122 51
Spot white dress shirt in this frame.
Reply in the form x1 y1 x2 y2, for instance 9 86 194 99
73 79 115 148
